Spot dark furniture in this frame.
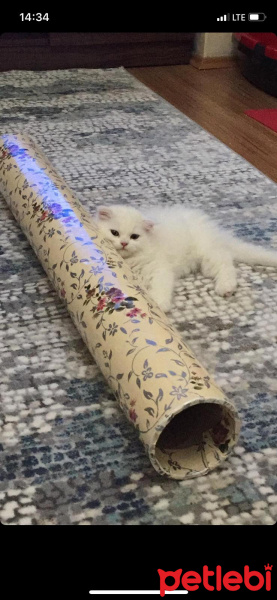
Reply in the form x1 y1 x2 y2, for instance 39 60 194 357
0 33 195 70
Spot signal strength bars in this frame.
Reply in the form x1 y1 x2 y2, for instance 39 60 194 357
217 14 230 21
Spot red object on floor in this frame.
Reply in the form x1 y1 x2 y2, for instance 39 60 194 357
244 109 277 133
235 33 277 51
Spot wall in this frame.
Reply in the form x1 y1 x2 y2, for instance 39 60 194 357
194 33 235 58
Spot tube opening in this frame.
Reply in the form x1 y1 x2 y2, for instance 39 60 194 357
155 402 237 479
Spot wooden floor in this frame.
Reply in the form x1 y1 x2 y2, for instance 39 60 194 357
128 62 277 183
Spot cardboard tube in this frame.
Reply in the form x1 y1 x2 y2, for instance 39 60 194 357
0 134 241 479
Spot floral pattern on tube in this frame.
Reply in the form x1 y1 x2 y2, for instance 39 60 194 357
0 134 241 479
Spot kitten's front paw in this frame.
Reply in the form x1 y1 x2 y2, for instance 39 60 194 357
215 277 237 297
150 293 172 313
158 299 172 313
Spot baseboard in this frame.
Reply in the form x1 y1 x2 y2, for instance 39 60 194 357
190 55 236 70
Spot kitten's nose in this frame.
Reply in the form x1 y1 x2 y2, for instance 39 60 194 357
121 242 128 248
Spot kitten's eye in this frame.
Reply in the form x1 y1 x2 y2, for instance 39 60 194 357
110 229 119 237
130 234 140 240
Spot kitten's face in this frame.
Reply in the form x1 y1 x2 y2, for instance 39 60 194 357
95 205 154 258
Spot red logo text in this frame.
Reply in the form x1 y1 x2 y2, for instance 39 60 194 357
158 565 273 595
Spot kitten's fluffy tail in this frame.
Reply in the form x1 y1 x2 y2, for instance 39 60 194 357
227 237 277 267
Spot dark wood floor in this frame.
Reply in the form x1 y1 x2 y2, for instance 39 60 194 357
128 62 277 183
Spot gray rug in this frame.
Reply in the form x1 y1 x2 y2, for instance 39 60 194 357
0 67 277 525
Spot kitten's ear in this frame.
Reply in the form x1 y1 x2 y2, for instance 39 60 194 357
143 220 155 232
97 206 113 220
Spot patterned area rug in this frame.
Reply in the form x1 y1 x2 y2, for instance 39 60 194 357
0 67 277 525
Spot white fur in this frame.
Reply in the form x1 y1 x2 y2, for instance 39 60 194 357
94 204 277 313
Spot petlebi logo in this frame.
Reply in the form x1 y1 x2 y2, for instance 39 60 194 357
158 565 273 594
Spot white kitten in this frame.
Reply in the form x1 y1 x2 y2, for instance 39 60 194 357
94 204 277 313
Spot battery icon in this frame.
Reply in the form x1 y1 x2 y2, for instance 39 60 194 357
248 13 267 21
